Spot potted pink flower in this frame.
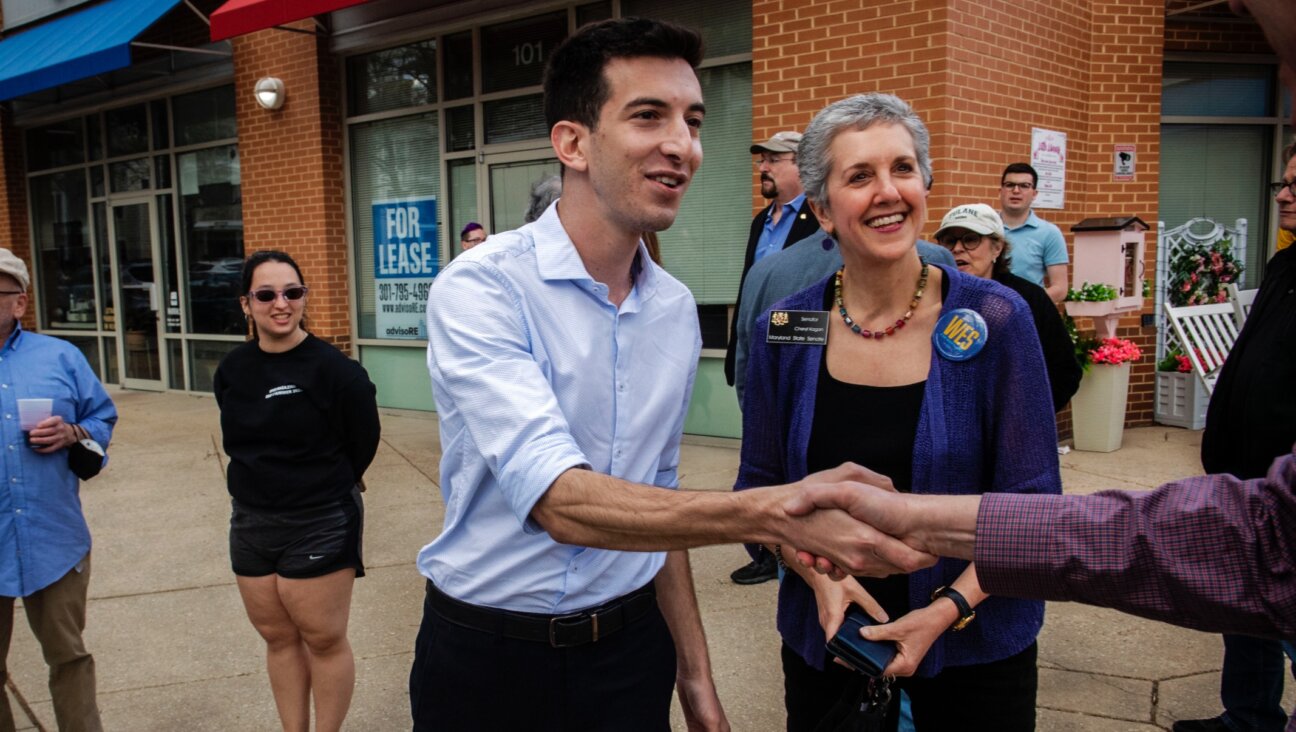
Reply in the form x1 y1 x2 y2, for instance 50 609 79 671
1072 337 1143 452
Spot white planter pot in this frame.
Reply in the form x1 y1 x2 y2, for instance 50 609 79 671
1072 362 1131 453
1153 371 1208 430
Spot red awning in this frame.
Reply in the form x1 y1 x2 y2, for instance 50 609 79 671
210 0 370 41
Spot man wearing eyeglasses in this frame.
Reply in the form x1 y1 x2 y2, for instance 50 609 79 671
0 248 116 732
998 162 1069 304
722 131 821 586
1173 145 1296 732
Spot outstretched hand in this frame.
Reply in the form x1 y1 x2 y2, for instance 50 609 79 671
778 463 935 578
784 463 921 578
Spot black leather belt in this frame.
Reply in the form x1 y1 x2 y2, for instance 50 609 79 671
425 580 657 648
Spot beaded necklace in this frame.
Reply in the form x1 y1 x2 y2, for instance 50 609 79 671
834 258 929 339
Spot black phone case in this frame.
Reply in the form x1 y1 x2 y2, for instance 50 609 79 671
825 605 897 677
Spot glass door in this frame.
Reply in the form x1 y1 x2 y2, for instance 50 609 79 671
483 151 559 236
109 200 165 390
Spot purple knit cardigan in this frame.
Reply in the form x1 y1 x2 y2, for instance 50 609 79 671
735 264 1062 677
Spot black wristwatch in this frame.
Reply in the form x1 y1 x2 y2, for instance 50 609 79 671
930 586 975 631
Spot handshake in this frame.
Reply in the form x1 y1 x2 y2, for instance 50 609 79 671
770 463 982 579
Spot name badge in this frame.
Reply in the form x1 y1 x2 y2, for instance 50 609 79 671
933 308 988 361
766 310 829 346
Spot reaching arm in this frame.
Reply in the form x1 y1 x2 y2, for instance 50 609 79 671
655 551 729 732
786 447 1296 640
531 464 935 577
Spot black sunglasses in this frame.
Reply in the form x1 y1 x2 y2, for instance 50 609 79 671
1268 179 1296 197
248 286 308 303
937 232 988 251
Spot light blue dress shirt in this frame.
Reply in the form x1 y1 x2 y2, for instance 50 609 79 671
0 325 116 598
754 193 807 263
420 203 702 613
1005 210 1068 286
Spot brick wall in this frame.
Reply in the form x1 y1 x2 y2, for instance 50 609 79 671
0 108 33 332
1164 1 1271 54
233 22 350 353
753 0 1165 431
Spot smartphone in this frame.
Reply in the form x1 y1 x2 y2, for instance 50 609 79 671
825 604 897 677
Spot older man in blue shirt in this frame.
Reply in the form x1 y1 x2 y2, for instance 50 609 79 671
0 248 116 732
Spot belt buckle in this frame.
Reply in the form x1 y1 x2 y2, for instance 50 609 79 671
548 611 597 648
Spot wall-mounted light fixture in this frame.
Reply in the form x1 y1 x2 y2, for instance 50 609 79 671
254 77 285 110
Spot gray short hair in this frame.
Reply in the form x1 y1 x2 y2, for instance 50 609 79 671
524 174 563 223
798 94 933 208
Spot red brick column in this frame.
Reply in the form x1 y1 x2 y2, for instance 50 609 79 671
233 22 350 353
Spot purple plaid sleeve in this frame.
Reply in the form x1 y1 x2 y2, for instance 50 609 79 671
974 450 1296 640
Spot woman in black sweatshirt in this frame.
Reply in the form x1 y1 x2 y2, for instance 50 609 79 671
214 250 379 732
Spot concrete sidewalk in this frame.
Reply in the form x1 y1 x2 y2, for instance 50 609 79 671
3 389 1290 730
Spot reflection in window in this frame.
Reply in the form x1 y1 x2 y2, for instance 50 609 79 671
30 170 93 329
26 119 84 171
446 105 475 151
173 87 235 146
178 145 244 334
106 104 149 157
443 32 473 100
110 158 151 192
189 340 240 392
348 41 437 116
63 336 101 377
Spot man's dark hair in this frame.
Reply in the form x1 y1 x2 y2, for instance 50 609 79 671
543 17 703 131
1001 162 1039 187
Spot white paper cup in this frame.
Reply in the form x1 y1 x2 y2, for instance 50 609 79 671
17 398 52 431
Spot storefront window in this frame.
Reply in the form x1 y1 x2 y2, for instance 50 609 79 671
109 158 150 193
178 145 244 334
30 170 93 329
448 159 477 258
1162 62 1273 117
188 340 239 392
481 12 566 94
350 113 441 339
443 32 473 100
172 87 235 146
106 104 149 158
25 118 84 171
348 40 437 116
483 94 546 144
446 105 475 151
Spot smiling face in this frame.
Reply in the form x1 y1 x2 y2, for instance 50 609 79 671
240 261 305 347
808 122 928 263
581 55 705 235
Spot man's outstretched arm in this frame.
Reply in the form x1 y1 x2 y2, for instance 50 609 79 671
531 463 936 578
786 449 1296 640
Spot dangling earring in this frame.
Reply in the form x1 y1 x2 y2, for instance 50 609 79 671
245 314 255 341
821 233 836 251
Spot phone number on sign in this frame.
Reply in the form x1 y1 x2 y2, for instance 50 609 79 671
377 281 432 303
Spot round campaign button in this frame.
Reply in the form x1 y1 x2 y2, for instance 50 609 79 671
933 308 988 361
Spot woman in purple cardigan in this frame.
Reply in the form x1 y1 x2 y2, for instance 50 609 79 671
735 94 1062 731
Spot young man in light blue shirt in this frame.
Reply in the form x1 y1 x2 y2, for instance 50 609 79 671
999 162 1069 303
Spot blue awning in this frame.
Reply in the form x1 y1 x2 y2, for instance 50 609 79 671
0 0 182 101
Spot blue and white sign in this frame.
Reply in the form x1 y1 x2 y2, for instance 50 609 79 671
373 197 438 340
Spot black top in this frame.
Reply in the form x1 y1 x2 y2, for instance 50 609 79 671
803 280 927 618
994 271 1083 412
1202 247 1296 480
214 334 381 510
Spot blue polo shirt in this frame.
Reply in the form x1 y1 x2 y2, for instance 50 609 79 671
754 193 807 263
1005 210 1068 287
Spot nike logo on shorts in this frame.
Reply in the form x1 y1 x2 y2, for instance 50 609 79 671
308 554 324 560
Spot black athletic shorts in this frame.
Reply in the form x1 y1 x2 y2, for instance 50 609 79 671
229 486 365 579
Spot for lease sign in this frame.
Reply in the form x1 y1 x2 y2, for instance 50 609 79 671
373 198 438 340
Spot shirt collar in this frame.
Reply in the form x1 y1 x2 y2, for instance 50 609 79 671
769 193 806 219
532 199 659 302
1 321 23 352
